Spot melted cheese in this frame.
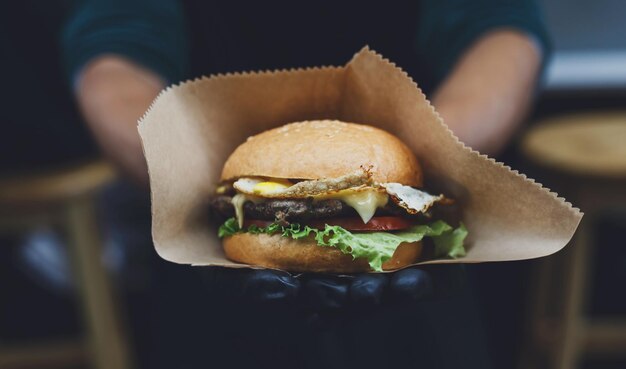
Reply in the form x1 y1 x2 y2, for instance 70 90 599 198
231 188 388 227
231 194 264 228
315 189 388 224
340 190 388 223
231 193 247 228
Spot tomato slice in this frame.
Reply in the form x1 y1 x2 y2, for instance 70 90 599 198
307 217 415 231
243 219 278 229
243 216 415 232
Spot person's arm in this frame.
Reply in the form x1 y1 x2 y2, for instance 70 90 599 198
75 56 165 186
61 0 187 186
415 0 551 156
431 29 542 155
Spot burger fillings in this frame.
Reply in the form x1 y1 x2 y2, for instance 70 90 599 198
212 120 467 273
229 170 443 225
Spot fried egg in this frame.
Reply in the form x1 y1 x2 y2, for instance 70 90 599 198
233 169 373 198
232 175 445 223
381 183 444 214
233 176 385 223
233 177 293 196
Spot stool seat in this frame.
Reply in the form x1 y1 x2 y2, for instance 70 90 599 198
0 161 116 205
522 112 626 178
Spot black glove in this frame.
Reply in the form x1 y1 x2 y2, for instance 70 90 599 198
201 267 435 310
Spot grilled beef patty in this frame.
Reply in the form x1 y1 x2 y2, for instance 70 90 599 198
210 195 408 224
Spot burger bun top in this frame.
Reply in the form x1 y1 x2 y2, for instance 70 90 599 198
221 120 422 186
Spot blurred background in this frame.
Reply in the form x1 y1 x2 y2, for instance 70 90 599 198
1 0 625 368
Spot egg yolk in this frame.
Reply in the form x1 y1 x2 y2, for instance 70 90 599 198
252 180 292 195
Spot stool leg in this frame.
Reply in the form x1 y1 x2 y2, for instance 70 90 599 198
65 196 132 369
518 256 553 369
553 217 591 369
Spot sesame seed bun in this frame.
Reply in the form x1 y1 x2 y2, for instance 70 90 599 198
221 120 422 187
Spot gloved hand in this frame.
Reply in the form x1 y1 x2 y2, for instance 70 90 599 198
201 267 435 310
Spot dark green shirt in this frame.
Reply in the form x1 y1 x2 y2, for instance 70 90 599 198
62 0 550 94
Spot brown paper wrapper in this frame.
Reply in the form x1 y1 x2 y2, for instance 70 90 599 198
138 47 582 269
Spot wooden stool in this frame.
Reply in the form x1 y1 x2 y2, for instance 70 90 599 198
0 160 132 369
519 112 626 369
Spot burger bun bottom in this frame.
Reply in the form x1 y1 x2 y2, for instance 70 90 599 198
223 233 422 273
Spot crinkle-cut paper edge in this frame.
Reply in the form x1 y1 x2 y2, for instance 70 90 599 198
351 46 582 217
137 64 344 129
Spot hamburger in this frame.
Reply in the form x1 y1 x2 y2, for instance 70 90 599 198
211 120 467 273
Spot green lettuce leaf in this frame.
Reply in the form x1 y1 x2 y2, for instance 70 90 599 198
218 218 240 238
433 223 468 259
217 217 467 271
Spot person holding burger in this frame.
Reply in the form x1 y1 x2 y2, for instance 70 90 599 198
39 0 549 367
